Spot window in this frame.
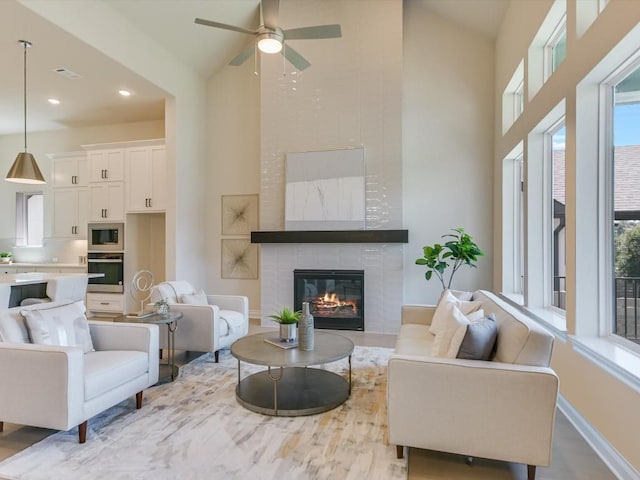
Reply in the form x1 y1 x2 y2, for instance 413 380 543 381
502 61 524 134
610 61 640 344
16 191 43 247
546 16 567 77
502 144 524 298
550 123 566 310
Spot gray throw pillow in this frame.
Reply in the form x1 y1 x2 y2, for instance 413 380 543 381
456 313 498 361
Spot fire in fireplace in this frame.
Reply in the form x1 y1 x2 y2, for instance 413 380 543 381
294 269 364 331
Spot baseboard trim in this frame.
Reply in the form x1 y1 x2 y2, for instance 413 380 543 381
249 309 261 321
558 395 639 480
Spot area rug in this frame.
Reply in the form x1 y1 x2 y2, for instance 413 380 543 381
0 346 406 480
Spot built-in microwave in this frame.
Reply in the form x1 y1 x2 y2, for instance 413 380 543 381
88 223 124 252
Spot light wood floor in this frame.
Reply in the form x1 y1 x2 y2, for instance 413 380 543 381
0 322 619 480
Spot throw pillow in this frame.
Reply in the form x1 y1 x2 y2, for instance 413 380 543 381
429 290 483 336
456 313 498 361
431 306 471 358
180 289 208 305
21 301 94 353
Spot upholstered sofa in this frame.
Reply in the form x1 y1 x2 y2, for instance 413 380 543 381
387 290 559 480
0 300 159 443
150 281 249 362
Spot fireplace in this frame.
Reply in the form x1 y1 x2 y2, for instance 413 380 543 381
294 269 364 331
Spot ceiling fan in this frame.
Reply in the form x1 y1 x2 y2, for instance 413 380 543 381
195 0 341 71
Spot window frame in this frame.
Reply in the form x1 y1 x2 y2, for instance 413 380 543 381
545 14 567 78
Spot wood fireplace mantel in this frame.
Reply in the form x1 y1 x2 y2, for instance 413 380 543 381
250 230 408 244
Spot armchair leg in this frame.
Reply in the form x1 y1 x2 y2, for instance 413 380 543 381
136 391 143 409
78 421 87 444
396 445 404 459
214 350 219 363
527 465 536 480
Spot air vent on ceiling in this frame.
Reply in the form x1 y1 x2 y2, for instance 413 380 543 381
53 68 81 80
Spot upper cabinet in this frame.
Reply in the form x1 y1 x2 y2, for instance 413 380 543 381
88 149 124 182
48 152 88 187
126 145 166 212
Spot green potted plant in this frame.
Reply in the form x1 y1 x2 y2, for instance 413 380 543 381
269 306 301 342
415 227 484 290
0 252 12 264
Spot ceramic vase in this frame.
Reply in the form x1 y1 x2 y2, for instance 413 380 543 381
298 302 315 351
279 323 297 342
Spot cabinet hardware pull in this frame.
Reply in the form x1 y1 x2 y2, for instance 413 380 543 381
105 169 108 179
100 302 109 305
148 198 152 208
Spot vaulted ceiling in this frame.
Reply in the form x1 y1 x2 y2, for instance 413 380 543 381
0 0 509 136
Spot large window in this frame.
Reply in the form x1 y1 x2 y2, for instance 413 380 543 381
611 62 640 344
546 16 567 75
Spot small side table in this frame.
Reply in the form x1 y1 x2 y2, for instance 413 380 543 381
114 311 183 384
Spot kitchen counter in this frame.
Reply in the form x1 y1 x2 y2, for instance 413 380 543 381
0 272 102 287
0 262 87 268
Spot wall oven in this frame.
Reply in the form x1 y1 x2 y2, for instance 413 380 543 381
88 223 124 252
87 253 124 293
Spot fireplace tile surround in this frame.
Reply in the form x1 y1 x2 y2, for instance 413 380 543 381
260 243 403 334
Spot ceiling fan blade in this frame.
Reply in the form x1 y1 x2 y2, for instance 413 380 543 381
283 24 342 40
229 45 255 66
194 18 256 36
282 44 311 71
261 0 280 28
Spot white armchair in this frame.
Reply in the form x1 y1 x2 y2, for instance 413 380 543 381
0 300 159 443
150 281 249 362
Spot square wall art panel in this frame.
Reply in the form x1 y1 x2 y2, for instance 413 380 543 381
285 148 365 231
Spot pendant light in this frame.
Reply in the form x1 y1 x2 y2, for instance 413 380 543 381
5 40 45 184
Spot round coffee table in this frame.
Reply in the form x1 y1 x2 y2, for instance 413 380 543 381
230 331 354 416
114 311 183 384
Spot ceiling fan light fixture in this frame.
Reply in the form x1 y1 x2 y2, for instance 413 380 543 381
257 32 283 54
6 40 45 184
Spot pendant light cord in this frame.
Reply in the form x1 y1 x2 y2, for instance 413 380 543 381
22 41 27 152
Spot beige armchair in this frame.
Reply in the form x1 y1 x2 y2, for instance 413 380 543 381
150 281 249 362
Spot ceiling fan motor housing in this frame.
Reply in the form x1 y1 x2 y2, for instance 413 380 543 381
257 27 284 54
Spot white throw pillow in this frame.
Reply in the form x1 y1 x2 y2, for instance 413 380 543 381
21 301 94 353
429 290 483 336
180 289 208 305
431 306 471 358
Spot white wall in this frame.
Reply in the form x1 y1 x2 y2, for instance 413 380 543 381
20 0 208 287
495 0 640 472
206 60 261 315
403 2 495 305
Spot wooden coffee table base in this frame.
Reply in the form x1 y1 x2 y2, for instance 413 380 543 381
235 365 350 417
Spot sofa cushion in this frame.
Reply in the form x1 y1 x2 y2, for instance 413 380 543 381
20 301 94 353
457 313 498 360
431 306 480 358
218 310 245 337
84 350 149 401
430 290 483 336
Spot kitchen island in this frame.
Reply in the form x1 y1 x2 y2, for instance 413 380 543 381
0 272 103 308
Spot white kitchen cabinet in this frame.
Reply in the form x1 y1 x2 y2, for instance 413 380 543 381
126 145 166 212
49 152 88 187
89 183 124 222
52 188 89 238
88 149 124 182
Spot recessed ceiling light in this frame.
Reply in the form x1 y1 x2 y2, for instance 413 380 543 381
118 89 132 97
47 98 60 105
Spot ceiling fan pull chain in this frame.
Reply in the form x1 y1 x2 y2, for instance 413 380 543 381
282 42 286 77
254 44 258 76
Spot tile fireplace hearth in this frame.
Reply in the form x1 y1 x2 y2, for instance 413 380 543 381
294 269 364 331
